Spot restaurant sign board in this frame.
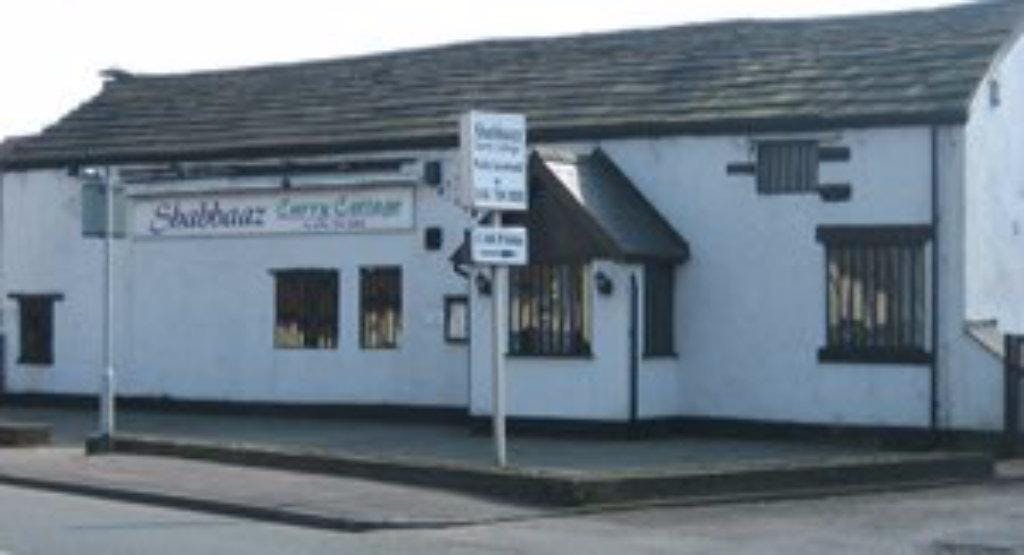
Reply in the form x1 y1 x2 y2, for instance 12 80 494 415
459 111 528 211
132 186 415 238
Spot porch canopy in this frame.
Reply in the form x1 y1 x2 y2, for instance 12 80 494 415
453 148 689 267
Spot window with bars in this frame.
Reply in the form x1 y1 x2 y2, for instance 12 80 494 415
644 263 676 357
360 266 402 349
757 141 819 194
817 226 931 363
9 294 62 365
508 264 591 357
273 270 338 349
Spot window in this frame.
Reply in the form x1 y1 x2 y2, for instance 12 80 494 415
757 141 819 194
509 264 591 357
444 295 469 343
273 270 338 349
817 226 931 363
644 263 675 357
9 294 62 365
360 267 402 349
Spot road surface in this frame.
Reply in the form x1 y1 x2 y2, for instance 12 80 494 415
0 481 1022 554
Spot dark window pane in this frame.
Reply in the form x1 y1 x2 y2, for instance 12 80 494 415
644 263 675 356
508 264 589 356
757 141 819 194
17 296 56 365
822 234 928 356
274 270 338 349
360 266 402 349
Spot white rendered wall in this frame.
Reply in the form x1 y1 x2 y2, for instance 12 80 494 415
965 29 1024 334
468 260 639 419
935 126 1004 431
602 129 937 427
1 169 126 395
3 123 1002 429
2 156 475 407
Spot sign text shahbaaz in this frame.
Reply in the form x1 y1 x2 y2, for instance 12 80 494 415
132 187 414 238
459 111 528 211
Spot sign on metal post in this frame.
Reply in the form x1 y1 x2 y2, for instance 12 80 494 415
459 111 528 211
471 227 528 266
459 110 528 469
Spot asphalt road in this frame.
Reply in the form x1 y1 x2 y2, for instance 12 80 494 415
0 480 1023 554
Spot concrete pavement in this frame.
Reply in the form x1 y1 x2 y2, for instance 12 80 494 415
0 405 877 471
0 448 545 531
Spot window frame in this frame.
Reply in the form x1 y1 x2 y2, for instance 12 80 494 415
816 225 932 365
443 295 469 344
359 266 403 350
272 269 339 350
8 293 63 366
756 140 820 195
643 263 677 358
508 263 592 358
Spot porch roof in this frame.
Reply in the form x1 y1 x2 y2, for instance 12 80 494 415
452 148 689 266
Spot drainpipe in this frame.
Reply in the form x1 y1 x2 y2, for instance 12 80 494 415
629 272 640 425
930 126 941 434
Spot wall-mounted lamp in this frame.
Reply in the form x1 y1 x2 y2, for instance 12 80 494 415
595 271 614 296
475 273 492 296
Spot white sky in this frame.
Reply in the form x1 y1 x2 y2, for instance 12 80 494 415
0 0 965 141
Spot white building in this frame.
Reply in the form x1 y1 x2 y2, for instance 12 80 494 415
2 1 1024 435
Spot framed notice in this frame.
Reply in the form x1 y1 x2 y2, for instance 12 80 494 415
444 295 469 343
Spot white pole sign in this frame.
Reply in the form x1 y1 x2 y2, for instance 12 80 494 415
460 111 527 211
471 227 528 266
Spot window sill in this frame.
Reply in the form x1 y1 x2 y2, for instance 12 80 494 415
273 346 339 351
17 359 53 367
817 347 932 365
643 352 678 360
506 352 594 360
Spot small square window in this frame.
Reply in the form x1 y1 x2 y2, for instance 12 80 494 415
9 294 62 365
273 270 338 349
425 227 443 251
757 141 819 194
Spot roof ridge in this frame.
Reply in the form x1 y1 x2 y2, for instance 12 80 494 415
113 0 1015 82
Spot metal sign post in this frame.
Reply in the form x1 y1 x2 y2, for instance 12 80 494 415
460 111 528 468
99 167 117 441
490 212 508 467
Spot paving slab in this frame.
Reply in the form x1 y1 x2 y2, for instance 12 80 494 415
0 447 545 531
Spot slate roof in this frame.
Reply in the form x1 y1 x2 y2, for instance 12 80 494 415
5 0 1024 169
452 149 689 264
